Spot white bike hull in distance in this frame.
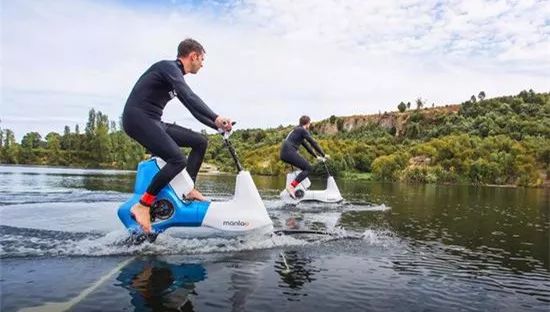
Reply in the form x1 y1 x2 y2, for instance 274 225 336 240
280 171 344 204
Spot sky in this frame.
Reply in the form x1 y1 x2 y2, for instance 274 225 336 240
1 0 549 139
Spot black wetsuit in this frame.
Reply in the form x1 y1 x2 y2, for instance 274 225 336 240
280 126 325 183
122 60 218 197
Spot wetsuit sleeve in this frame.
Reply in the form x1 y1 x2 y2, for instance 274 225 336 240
301 141 318 157
160 62 219 125
304 131 325 157
191 111 218 130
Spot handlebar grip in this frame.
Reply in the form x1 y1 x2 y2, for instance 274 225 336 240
219 121 236 137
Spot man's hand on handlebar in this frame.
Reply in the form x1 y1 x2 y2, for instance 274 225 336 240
215 116 233 132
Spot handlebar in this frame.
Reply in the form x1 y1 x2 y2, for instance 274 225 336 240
218 121 242 172
217 121 236 139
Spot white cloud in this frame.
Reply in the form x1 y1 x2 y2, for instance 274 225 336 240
1 0 549 139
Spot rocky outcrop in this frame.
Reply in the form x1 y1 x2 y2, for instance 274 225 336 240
312 105 460 137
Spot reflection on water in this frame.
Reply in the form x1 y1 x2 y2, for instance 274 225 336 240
114 252 323 311
276 250 319 300
70 174 135 193
117 257 205 312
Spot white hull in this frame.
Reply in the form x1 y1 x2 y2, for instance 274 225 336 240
280 171 343 204
203 171 273 232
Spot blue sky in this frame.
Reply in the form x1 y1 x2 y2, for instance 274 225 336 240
1 0 549 139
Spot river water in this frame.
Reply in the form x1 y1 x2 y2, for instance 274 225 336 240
0 165 548 311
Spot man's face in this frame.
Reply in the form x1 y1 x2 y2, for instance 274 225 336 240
189 52 205 74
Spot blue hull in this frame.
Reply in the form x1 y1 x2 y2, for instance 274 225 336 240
117 159 210 235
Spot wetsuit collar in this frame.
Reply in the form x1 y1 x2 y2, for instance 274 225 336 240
176 59 186 75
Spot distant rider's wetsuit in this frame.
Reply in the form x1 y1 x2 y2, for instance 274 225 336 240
122 59 218 205
280 126 325 184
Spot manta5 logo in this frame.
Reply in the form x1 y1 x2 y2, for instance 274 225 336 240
222 220 250 227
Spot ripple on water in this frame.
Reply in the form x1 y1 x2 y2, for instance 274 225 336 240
384 238 550 308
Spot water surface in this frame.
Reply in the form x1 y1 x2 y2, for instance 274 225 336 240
0 165 548 311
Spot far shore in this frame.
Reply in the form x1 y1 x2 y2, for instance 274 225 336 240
2 163 548 188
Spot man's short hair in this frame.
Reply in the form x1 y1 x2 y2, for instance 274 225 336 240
177 38 206 58
299 115 311 126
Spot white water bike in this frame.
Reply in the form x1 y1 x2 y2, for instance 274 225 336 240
280 160 343 204
118 125 273 244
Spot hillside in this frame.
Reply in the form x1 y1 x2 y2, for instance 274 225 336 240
1 90 549 187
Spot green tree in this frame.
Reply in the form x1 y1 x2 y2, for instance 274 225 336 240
415 98 424 110
19 131 43 163
372 153 408 181
61 126 72 150
21 132 42 149
85 109 96 136
85 109 112 166
537 145 550 167
45 132 62 165
336 118 344 131
0 123 3 149
94 111 112 165
478 91 486 101
110 130 144 169
397 102 406 113
254 131 266 143
2 129 19 164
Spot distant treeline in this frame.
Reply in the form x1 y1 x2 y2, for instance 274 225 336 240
0 109 145 169
1 90 549 187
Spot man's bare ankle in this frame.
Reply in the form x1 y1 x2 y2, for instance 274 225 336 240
132 203 148 210
186 188 206 201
